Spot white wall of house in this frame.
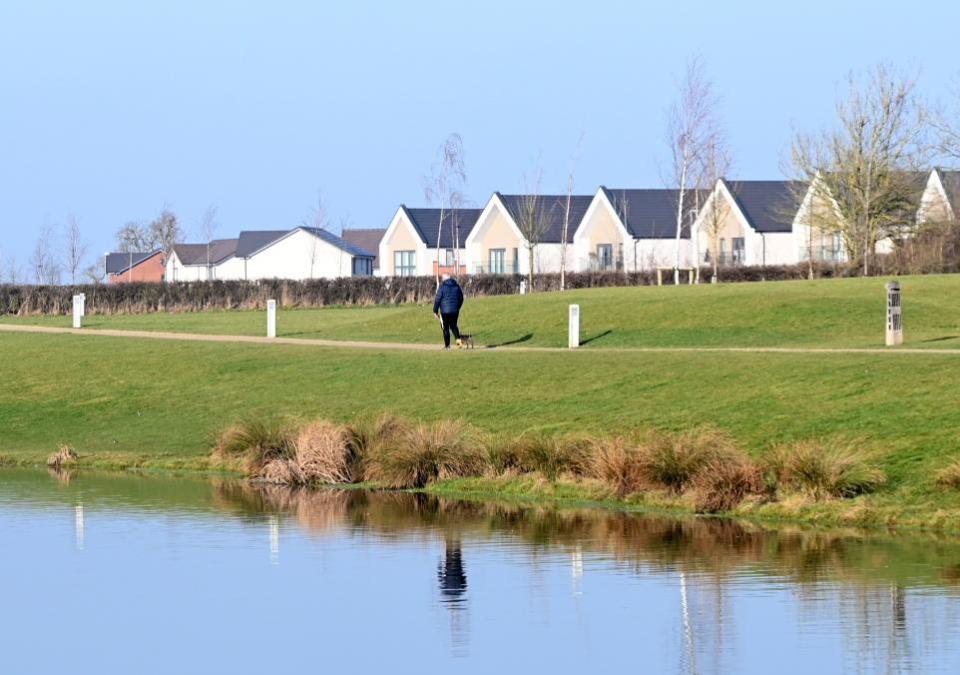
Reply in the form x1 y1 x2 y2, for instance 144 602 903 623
466 198 524 275
240 229 355 280
166 253 212 282
215 256 245 280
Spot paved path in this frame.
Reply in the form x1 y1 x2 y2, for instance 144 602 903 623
3 322 960 356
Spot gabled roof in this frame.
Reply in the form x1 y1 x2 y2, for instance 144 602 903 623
234 230 290 258
105 251 161 275
402 208 483 248
723 180 808 233
935 169 960 217
171 238 238 266
300 227 375 258
496 193 594 243
600 187 707 239
342 228 386 268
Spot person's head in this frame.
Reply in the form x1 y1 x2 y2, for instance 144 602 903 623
441 273 451 282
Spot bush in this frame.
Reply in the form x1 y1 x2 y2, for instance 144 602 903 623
767 441 886 499
692 457 764 514
364 419 485 488
47 444 78 469
294 420 357 484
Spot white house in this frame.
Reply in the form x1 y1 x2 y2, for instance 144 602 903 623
574 187 704 271
464 192 593 275
167 238 239 281
379 206 483 277
690 179 833 267
168 227 375 281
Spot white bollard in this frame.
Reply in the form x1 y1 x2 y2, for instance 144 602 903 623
79 293 86 317
568 304 580 349
886 281 902 346
519 280 527 295
267 299 277 338
72 295 82 329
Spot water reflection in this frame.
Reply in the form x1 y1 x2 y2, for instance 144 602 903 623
3 469 960 673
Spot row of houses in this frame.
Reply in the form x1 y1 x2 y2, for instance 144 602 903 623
106 169 960 283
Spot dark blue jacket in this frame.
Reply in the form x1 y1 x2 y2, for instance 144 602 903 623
433 278 464 314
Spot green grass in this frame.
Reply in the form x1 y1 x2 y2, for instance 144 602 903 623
6 274 960 349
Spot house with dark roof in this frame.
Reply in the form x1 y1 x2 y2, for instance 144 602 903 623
106 250 165 283
464 192 593 275
574 187 707 271
168 227 375 281
166 238 239 281
918 168 960 226
380 206 483 276
689 179 845 267
341 228 386 272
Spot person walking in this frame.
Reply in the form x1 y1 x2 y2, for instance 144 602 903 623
433 274 464 349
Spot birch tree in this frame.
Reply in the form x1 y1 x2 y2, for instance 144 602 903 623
30 226 61 285
424 133 467 284
514 169 553 291
560 132 585 290
665 57 723 284
790 65 929 275
62 214 88 284
199 205 219 279
698 137 731 281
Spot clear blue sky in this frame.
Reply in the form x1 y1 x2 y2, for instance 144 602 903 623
1 0 958 271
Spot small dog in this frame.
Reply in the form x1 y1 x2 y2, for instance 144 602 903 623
456 334 475 349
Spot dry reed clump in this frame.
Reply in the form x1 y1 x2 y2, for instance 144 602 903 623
47 444 78 469
935 460 960 490
588 437 649 497
294 420 357 484
364 419 486 488
641 428 739 493
766 441 886 500
691 457 765 514
512 432 591 480
214 418 296 477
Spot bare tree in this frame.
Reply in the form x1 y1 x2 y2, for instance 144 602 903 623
198 205 219 280
560 132 586 290
514 168 553 291
790 64 929 275
424 133 467 284
116 221 149 252
30 226 61 285
148 207 182 258
665 57 723 284
698 137 732 281
62 213 88 284
301 191 329 279
83 258 106 284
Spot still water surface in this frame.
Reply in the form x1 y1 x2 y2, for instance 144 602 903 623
3 468 960 674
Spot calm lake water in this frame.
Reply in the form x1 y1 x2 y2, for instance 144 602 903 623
3 469 960 674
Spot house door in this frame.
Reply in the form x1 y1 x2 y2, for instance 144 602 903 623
489 249 505 274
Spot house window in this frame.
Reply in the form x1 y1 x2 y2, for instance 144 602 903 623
352 257 373 277
489 249 506 274
596 244 614 271
444 249 455 267
719 238 728 264
395 250 416 276
732 237 745 264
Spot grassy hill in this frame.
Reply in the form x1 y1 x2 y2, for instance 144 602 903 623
4 274 960 349
3 275 960 529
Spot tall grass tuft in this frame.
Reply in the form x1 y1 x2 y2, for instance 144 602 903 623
294 420 356 484
935 460 960 490
641 428 738 493
364 419 486 488
767 441 886 499
589 437 648 497
214 418 296 476
512 432 590 480
692 457 765 514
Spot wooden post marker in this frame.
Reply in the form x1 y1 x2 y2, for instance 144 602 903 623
568 304 580 349
885 281 902 346
267 299 277 338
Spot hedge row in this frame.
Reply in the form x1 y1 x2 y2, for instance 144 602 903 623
0 263 863 316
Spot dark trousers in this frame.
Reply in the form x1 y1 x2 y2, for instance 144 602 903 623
440 312 461 347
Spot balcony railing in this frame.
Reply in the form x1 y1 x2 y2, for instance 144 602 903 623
474 259 521 275
583 256 625 272
432 261 469 276
799 247 844 263
703 252 745 266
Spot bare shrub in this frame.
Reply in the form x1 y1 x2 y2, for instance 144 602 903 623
767 441 886 499
692 457 765 514
642 428 738 493
47 444 78 469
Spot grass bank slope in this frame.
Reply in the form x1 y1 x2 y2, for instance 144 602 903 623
4 275 960 349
